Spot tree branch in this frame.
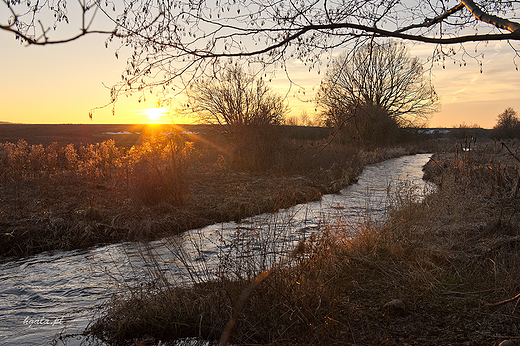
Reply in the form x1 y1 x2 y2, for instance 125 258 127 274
186 22 520 59
395 2 466 34
462 0 520 33
0 23 116 45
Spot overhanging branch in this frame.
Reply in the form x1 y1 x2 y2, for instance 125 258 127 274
462 0 520 33
396 2 466 34
185 22 520 59
0 24 116 44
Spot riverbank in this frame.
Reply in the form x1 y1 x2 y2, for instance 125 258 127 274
0 132 430 258
88 140 520 345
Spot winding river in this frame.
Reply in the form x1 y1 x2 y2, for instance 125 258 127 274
0 153 433 346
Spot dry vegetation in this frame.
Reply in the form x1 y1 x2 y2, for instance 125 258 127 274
0 125 425 258
86 140 520 346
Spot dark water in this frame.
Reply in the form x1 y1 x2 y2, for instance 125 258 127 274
0 153 433 346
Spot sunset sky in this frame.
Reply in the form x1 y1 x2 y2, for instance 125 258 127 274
1 27 520 128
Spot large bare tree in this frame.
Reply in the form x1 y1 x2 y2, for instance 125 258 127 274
317 42 439 130
2 0 520 101
186 64 288 169
188 64 288 129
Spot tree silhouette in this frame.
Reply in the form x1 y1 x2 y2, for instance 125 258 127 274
2 0 520 101
188 64 288 129
187 64 288 170
493 107 520 139
317 42 438 134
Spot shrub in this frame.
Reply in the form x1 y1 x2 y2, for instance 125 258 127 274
127 131 193 206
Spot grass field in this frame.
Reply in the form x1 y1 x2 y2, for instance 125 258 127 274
0 124 331 146
6 124 516 345
0 124 428 258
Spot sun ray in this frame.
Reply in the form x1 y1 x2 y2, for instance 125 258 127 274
138 107 169 122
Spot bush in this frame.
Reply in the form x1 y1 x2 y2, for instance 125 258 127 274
0 134 193 207
127 131 193 206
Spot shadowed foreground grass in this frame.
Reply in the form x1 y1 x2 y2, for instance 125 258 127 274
87 142 520 345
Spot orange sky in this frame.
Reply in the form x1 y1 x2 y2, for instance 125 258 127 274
1 30 520 128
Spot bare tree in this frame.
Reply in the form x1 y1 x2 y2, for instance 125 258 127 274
188 64 288 130
187 64 288 170
2 0 520 102
493 107 520 138
317 42 438 133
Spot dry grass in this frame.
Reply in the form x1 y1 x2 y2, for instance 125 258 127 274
0 133 194 257
87 140 520 346
0 128 426 258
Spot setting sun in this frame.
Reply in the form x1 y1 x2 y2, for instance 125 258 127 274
141 107 168 122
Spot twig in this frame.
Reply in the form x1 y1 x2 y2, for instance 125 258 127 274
500 142 520 164
484 292 520 307
219 269 272 345
442 289 495 296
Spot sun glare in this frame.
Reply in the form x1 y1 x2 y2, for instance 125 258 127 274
140 107 168 122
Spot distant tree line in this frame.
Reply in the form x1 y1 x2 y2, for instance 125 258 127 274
448 108 520 140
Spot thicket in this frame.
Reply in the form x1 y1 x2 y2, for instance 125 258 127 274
493 107 520 139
